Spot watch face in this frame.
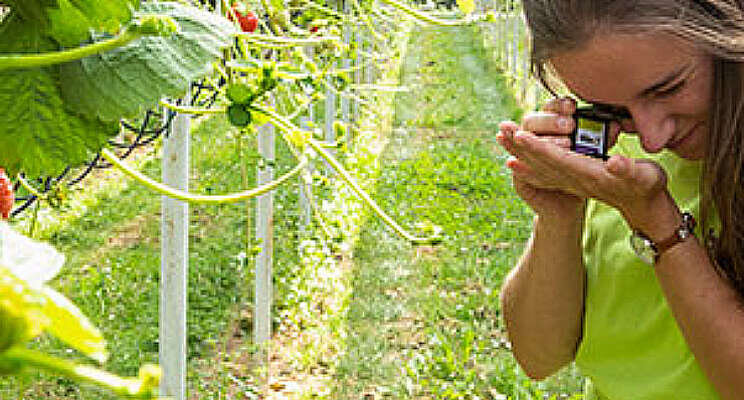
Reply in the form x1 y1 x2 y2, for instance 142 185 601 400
630 233 656 265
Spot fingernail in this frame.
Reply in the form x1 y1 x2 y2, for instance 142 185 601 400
514 131 528 145
557 117 572 131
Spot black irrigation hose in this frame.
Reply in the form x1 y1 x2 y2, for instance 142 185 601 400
10 78 225 217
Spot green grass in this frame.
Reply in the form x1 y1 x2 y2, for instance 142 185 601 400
327 25 585 399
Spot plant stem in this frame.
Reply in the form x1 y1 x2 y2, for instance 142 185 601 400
0 31 141 71
238 33 340 45
377 0 470 26
0 347 160 399
251 104 440 244
159 99 225 115
100 149 308 204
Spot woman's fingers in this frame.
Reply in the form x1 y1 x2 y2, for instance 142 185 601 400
606 156 666 188
522 97 576 135
499 120 519 139
511 131 612 191
542 97 576 115
522 111 575 135
630 158 668 191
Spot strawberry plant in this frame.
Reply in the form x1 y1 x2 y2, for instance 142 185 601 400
0 1 235 177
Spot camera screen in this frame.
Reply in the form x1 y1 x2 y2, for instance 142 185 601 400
573 118 606 158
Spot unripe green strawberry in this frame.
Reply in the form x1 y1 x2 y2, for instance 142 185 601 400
130 15 179 37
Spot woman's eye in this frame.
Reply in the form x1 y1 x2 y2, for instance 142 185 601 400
655 80 686 97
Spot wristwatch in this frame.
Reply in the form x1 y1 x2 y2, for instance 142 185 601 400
629 212 696 265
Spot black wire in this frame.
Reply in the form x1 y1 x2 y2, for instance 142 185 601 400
9 75 225 217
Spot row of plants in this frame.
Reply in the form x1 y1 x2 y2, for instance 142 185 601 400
0 0 489 398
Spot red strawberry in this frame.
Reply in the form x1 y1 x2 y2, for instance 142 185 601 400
0 169 14 219
228 5 258 33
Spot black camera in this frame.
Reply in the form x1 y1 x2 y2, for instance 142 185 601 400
572 106 631 160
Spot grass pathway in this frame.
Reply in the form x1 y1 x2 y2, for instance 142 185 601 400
328 25 585 399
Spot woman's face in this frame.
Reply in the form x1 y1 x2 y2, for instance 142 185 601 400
550 32 714 160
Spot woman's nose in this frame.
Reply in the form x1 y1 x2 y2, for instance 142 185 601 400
627 104 675 153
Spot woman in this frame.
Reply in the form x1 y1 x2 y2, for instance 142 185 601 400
496 1 744 399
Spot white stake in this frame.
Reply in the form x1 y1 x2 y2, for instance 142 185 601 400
160 100 190 400
254 116 275 345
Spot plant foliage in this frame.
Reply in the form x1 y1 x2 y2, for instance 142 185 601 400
0 1 234 177
4 0 140 46
60 2 236 122
0 13 117 177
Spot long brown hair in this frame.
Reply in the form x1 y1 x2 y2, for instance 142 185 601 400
522 0 744 295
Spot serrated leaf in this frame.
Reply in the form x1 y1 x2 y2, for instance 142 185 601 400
0 15 117 177
456 0 475 14
60 2 236 121
3 0 59 28
0 67 117 177
46 0 140 46
0 12 56 54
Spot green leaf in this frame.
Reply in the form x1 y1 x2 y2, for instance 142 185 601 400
46 0 140 46
0 66 117 177
0 8 117 177
0 268 46 353
3 0 139 47
0 12 56 54
40 287 107 363
59 2 236 121
3 0 59 28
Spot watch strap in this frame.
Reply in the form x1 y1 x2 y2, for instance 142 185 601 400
651 212 696 263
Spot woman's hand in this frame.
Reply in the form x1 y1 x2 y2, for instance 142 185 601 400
497 97 586 220
497 98 678 237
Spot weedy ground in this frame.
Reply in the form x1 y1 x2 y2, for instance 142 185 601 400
0 25 585 399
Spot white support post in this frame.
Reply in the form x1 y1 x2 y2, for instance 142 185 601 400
341 0 351 127
354 29 363 122
365 32 373 84
521 28 530 104
160 102 190 400
254 121 275 345
298 117 313 228
304 46 316 122
325 70 337 169
511 6 519 87
502 5 508 67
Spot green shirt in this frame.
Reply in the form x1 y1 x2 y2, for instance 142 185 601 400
576 135 719 400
